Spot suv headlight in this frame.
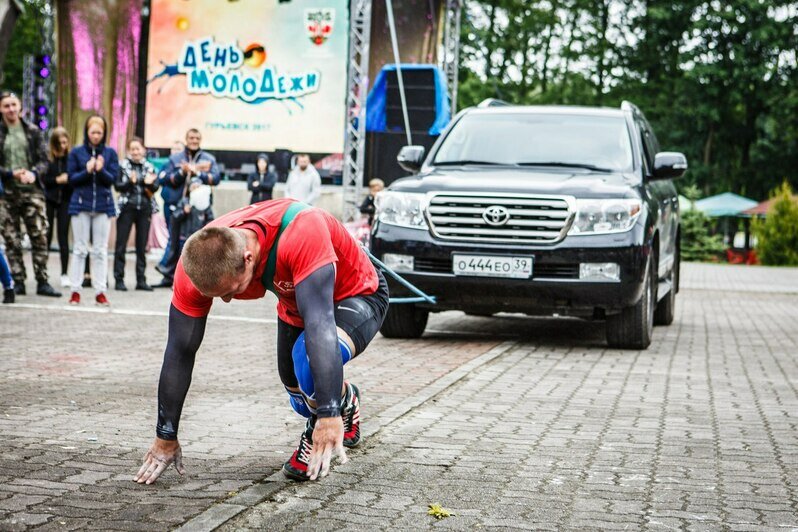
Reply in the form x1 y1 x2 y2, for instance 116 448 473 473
568 198 642 235
375 191 428 229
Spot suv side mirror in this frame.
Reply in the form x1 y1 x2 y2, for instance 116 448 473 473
397 145 426 173
652 152 688 180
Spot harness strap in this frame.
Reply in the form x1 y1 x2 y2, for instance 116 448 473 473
261 202 309 294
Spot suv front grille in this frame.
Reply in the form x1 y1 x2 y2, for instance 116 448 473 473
427 193 573 244
414 257 579 279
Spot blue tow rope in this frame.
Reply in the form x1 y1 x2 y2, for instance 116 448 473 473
363 247 436 305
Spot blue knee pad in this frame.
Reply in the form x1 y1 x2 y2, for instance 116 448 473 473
291 332 353 410
286 387 312 418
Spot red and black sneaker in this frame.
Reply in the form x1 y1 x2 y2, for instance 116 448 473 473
282 418 314 481
342 382 361 448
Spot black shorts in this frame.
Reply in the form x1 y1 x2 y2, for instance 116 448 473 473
276 267 389 388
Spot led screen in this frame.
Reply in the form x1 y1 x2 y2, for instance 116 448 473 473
144 0 349 153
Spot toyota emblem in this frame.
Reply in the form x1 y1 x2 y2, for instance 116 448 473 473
482 205 510 226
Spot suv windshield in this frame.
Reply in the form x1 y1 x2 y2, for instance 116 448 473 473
433 112 634 172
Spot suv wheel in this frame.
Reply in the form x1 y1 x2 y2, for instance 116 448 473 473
380 303 429 339
606 258 656 349
654 248 679 326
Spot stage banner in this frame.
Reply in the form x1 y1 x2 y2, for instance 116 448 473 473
144 0 349 154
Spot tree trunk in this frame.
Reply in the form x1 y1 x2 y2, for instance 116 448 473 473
484 1 498 79
595 0 610 104
0 0 22 77
540 0 559 94
703 124 714 166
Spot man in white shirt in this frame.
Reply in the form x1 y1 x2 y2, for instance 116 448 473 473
285 154 321 205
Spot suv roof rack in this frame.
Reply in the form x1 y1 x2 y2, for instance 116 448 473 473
477 98 511 108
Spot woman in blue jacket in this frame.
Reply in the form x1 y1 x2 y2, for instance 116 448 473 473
66 114 119 306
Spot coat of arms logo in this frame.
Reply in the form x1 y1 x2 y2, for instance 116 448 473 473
305 9 335 46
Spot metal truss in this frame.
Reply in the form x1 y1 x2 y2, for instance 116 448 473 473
41 0 55 130
22 1 56 129
441 0 461 114
22 54 34 120
341 0 373 223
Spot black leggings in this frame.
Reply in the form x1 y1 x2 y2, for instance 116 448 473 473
276 268 389 390
46 200 71 275
114 207 152 283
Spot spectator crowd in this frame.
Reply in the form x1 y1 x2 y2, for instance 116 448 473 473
0 90 335 306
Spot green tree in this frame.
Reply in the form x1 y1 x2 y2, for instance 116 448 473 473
752 181 798 266
458 0 798 200
0 0 46 95
679 185 725 262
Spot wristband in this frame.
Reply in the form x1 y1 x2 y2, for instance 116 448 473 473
315 401 342 418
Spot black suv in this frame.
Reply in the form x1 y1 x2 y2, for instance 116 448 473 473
370 101 686 349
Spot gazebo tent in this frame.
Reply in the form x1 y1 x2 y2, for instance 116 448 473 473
694 192 758 250
694 192 757 217
741 195 798 216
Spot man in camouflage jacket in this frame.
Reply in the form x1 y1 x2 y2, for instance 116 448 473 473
0 91 61 296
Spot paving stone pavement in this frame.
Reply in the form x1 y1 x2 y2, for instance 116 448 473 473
1 253 797 530
224 264 798 531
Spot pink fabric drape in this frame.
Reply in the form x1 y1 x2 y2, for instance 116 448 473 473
56 0 142 154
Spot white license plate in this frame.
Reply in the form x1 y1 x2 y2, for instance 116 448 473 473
452 254 533 279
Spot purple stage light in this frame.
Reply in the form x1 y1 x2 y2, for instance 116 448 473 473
37 106 47 115
39 67 50 78
42 55 51 65
38 119 48 130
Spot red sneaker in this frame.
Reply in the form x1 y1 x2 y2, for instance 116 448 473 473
69 292 80 305
95 293 110 306
341 382 361 448
282 418 314 481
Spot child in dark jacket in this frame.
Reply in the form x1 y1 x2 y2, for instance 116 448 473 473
154 178 214 286
173 178 213 251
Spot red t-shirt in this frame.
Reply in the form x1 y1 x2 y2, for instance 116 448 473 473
171 199 379 327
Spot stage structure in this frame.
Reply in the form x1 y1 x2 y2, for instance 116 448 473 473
341 0 462 222
51 0 460 220
20 1 56 130
341 0 372 225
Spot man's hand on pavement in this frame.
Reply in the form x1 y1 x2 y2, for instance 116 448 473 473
308 416 347 480
134 438 185 484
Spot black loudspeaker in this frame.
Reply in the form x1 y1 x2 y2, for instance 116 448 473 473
365 67 440 186
365 131 437 187
384 69 437 133
271 148 294 183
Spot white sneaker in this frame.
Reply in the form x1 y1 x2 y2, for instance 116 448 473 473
60 274 71 288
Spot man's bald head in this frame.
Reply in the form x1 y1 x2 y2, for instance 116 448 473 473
182 227 247 293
